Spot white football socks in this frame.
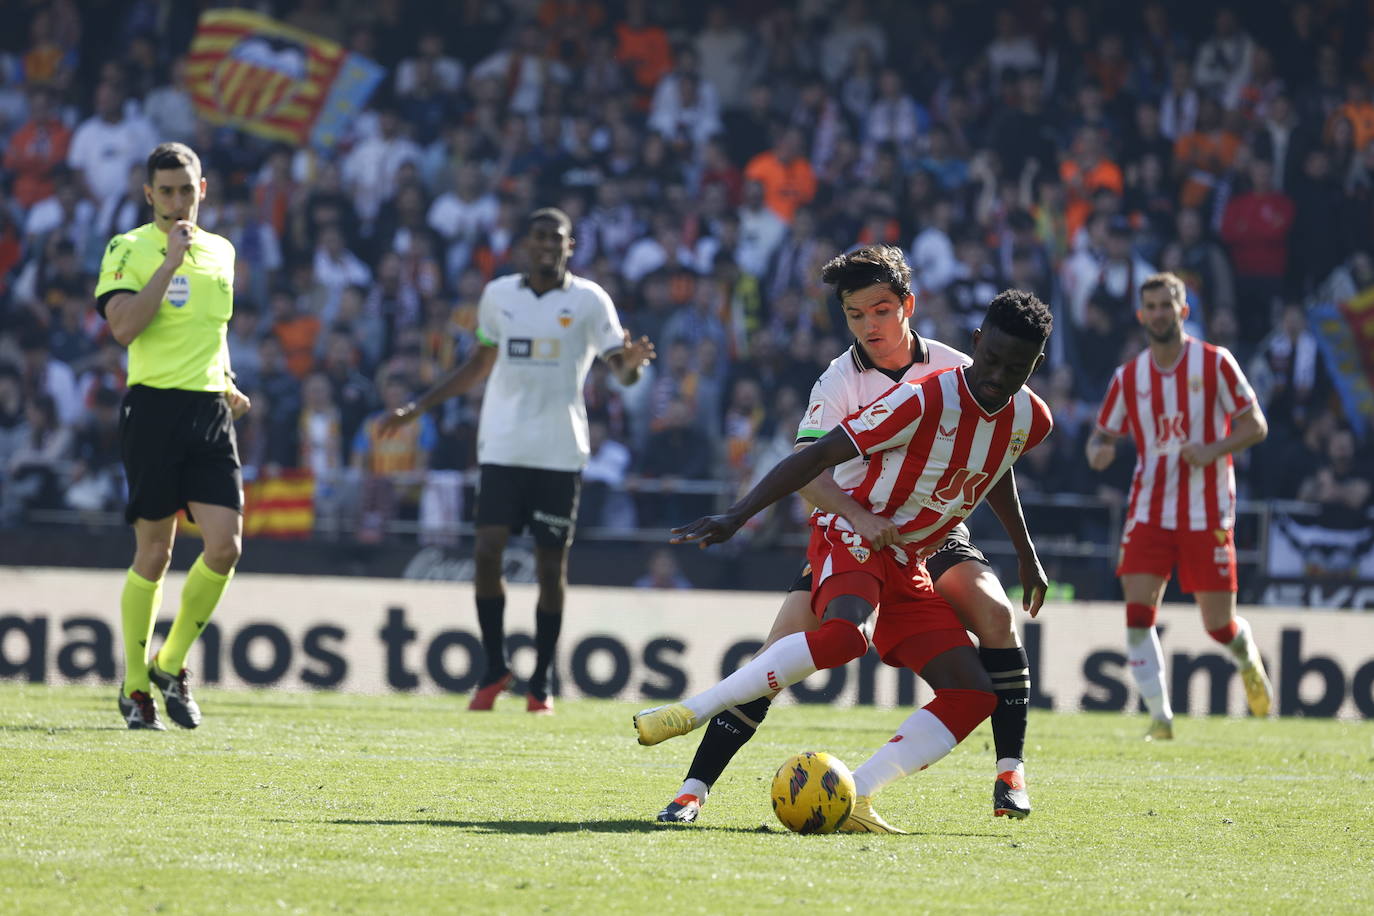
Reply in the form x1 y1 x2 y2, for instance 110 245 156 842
677 778 709 803
852 708 958 798
682 631 817 722
1223 616 1260 668
1127 626 1173 722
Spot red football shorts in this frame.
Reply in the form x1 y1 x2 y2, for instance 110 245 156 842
806 519 972 671
1116 519 1237 593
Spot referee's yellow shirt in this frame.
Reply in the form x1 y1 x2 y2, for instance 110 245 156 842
95 223 236 393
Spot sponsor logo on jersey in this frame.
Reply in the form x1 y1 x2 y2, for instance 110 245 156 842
767 670 780 691
938 424 957 438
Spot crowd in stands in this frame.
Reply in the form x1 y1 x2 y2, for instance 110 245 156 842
0 0 1371 544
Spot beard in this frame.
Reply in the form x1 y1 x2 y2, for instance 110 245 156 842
1146 322 1182 344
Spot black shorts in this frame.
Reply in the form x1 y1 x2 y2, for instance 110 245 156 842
784 523 989 591
120 385 242 525
475 463 581 548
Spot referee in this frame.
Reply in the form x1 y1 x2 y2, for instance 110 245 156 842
95 142 249 730
383 208 655 714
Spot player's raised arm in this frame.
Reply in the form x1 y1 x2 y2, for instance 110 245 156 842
671 428 859 547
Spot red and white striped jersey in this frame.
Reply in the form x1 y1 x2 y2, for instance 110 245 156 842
1094 337 1256 531
837 366 1053 559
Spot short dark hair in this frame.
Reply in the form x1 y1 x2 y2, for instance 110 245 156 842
820 244 912 304
983 288 1052 343
146 142 201 183
526 207 572 236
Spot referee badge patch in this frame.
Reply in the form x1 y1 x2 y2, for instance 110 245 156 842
167 275 191 308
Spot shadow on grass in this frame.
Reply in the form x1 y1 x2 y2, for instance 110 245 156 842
315 817 768 834
0 724 127 732
314 818 1006 838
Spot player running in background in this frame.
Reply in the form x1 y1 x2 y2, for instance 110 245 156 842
655 246 1047 825
383 208 654 714
1086 272 1272 740
95 142 250 730
641 289 1054 833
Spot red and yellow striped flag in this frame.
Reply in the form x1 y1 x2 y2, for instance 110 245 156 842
178 469 315 540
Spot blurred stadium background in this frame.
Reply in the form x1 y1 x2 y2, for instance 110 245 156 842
0 0 1372 694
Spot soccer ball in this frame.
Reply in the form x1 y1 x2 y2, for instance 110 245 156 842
770 751 856 834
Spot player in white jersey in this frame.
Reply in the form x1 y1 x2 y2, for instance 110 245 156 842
639 288 1055 833
1086 272 1272 740
652 246 1050 827
384 208 655 714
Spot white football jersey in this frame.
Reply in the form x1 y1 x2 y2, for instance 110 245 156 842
476 272 626 471
796 334 970 490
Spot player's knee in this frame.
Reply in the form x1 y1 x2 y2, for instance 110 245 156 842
135 539 174 578
969 595 1016 646
804 618 869 669
1125 602 1158 628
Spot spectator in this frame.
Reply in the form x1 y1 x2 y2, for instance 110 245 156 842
472 22 571 117
351 374 436 543
648 47 723 152
2 393 70 523
298 371 345 478
695 4 750 111
1193 7 1254 108
1174 96 1242 210
65 385 122 512
1060 126 1124 241
142 56 197 143
341 104 422 225
1220 157 1295 338
66 82 154 205
18 325 81 427
634 548 693 589
819 0 886 84
744 126 817 224
581 419 633 529
4 86 71 208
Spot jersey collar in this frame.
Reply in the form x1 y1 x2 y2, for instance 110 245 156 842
519 272 574 296
849 331 930 373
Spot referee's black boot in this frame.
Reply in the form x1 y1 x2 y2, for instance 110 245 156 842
149 662 202 729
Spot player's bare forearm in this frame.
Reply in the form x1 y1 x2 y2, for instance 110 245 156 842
1086 429 1119 471
1182 405 1268 467
796 443 900 549
985 470 1035 557
672 429 858 546
415 345 497 412
105 261 179 346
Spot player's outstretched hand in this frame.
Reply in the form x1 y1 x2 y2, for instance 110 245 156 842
377 403 418 437
226 386 251 420
1018 550 1049 617
670 513 742 548
623 330 656 367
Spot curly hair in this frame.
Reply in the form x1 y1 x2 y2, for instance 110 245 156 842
820 244 912 304
984 288 1053 343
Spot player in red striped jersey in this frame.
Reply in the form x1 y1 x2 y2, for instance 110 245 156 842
636 290 1054 833
653 248 1048 827
1086 272 1272 740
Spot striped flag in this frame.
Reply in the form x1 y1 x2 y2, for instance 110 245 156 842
178 470 316 540
185 9 383 149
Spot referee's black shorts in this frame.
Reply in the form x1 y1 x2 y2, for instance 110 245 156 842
785 523 990 592
475 463 581 548
120 385 242 525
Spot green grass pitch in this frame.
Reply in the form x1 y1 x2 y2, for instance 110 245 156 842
1 684 1370 914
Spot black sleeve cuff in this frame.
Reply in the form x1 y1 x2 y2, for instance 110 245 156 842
94 289 137 320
